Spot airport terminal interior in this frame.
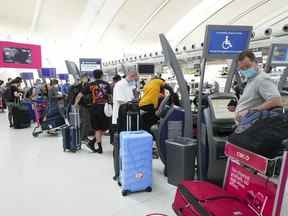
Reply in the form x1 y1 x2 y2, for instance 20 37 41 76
0 0 288 215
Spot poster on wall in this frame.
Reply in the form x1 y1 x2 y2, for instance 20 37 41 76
79 58 102 73
0 41 42 69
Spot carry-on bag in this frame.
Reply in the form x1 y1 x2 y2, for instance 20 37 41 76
62 126 81 152
12 103 31 129
117 101 140 132
41 110 66 130
173 181 255 216
113 110 140 182
229 111 288 158
119 130 153 196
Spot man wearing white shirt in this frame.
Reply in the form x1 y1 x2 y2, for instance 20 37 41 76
112 69 138 127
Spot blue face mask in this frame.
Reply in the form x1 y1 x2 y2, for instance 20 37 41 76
239 68 257 79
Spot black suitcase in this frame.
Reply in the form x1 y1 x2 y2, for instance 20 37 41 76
117 102 140 133
62 126 81 152
12 103 31 129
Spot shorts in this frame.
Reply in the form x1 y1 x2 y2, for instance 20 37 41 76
90 104 110 131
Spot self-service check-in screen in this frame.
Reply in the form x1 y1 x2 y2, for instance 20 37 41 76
271 45 288 65
211 98 235 120
282 96 288 109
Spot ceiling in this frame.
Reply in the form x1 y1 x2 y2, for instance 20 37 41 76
0 0 287 67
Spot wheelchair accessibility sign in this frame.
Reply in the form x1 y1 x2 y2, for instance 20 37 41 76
222 36 233 50
203 25 252 59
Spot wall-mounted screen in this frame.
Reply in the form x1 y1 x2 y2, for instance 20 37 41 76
0 41 42 69
138 64 155 74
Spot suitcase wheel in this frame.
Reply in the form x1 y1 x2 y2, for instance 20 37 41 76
32 131 41 137
112 176 117 181
145 187 152 193
118 181 122 187
122 190 129 196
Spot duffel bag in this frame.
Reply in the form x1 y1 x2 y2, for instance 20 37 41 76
229 111 288 158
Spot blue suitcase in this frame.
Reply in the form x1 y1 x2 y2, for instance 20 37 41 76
62 126 81 152
119 130 153 196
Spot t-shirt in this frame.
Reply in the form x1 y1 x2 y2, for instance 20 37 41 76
81 80 111 105
5 85 19 102
236 72 281 113
139 79 165 108
112 79 135 124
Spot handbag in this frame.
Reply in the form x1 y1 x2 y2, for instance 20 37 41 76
104 103 113 117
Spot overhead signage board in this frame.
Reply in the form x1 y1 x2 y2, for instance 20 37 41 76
79 58 102 73
58 73 69 81
40 68 56 78
20 72 34 80
203 25 253 59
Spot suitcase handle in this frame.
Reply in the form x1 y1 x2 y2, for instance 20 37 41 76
179 185 210 216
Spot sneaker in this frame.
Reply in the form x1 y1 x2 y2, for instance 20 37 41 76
85 140 97 153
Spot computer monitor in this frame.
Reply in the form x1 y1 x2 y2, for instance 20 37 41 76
271 44 288 65
138 64 155 75
210 98 235 120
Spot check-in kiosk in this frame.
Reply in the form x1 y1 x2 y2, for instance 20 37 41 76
198 25 253 184
265 44 288 109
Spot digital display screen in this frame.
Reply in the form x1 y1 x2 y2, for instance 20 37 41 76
271 46 288 65
3 47 32 64
211 99 235 120
282 96 288 108
208 30 250 55
79 58 102 73
138 64 155 74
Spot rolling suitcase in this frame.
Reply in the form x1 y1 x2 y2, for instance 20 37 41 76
113 110 140 182
119 130 153 196
173 181 255 216
12 103 31 129
62 126 81 152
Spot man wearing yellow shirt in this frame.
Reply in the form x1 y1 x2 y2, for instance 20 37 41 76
139 77 174 133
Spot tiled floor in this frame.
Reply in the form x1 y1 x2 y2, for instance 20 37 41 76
0 113 176 216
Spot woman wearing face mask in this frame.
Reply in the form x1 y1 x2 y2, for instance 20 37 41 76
47 79 65 118
235 51 283 123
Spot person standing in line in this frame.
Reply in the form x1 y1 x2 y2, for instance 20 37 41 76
112 69 138 131
74 70 112 153
4 77 23 127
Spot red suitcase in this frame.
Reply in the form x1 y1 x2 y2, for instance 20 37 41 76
173 181 255 216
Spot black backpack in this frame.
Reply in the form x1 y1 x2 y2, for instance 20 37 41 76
3 86 13 102
228 111 288 158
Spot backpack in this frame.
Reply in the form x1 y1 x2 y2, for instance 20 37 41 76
228 110 288 158
3 86 13 101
